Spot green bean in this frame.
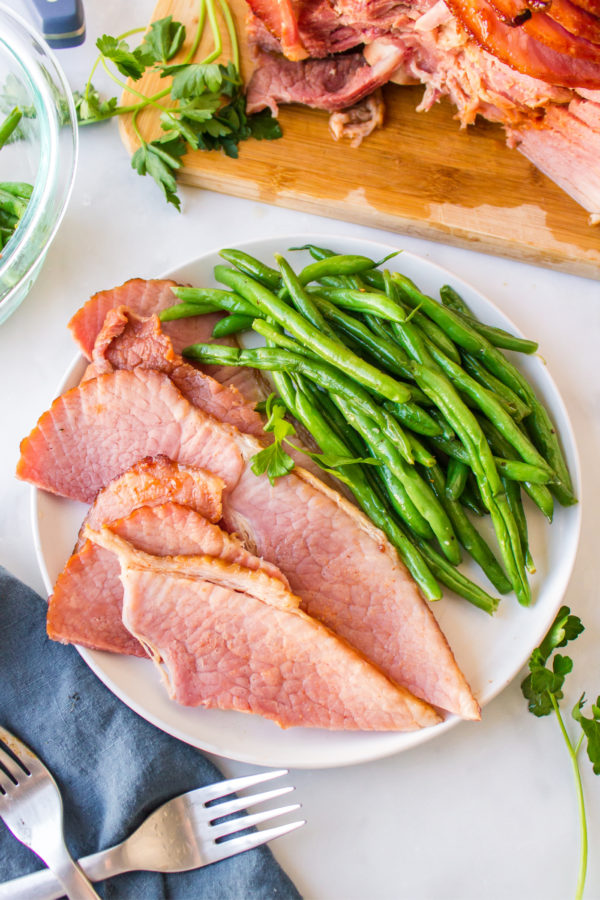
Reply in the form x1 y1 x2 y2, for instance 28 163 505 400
478 417 555 522
445 458 468 500
393 273 575 506
384 272 463 365
159 301 222 321
439 284 471 315
220 248 281 290
425 463 512 594
413 537 500 614
461 352 531 421
0 107 22 148
460 480 487 517
425 340 554 476
377 465 435 540
411 361 530 602
310 286 408 324
495 458 551 484
440 286 538 353
0 181 33 199
409 361 503 496
310 295 416 380
276 255 338 339
331 393 461 563
214 265 412 404
502 475 535 575
383 400 442 437
211 314 254 338
298 255 382 285
0 187 27 219
0 208 18 229
172 286 261 317
405 432 436 467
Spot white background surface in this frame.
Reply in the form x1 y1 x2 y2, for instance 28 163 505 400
2 1 599 898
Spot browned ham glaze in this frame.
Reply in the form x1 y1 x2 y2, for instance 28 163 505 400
244 0 600 218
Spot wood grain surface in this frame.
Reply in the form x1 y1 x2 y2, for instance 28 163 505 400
119 0 600 279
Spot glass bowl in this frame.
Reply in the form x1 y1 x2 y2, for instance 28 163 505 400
0 4 77 325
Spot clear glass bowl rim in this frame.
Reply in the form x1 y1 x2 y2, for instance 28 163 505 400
0 3 78 320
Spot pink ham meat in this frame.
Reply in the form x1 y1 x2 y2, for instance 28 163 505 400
91 527 441 731
17 369 244 504
49 500 288 655
48 458 226 656
78 455 224 544
18 367 479 719
69 278 266 407
68 278 221 359
84 308 266 437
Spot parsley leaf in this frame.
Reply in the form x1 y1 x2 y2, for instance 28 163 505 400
521 605 596 900
138 16 186 65
130 134 187 210
250 394 381 486
96 35 147 81
164 63 224 98
73 86 118 124
573 694 600 775
250 396 297 485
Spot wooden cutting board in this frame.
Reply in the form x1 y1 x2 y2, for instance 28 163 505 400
120 0 600 279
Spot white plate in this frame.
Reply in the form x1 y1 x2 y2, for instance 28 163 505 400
32 234 582 769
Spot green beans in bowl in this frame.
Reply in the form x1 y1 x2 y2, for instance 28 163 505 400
0 4 77 325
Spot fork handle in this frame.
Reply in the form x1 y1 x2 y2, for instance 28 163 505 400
0 847 122 900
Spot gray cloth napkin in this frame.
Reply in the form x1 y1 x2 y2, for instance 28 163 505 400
0 566 302 899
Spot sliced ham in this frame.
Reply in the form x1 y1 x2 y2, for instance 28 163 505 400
17 369 245 503
68 278 221 359
91 526 442 731
18 367 479 719
49 501 288 656
78 455 224 545
69 277 264 402
48 461 227 655
85 307 266 437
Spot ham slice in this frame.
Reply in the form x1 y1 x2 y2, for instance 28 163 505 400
78 456 224 545
48 460 227 655
90 526 442 731
18 367 479 719
84 307 267 437
69 278 224 359
17 369 245 503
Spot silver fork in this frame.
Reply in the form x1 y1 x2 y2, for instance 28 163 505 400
0 726 100 900
0 768 304 900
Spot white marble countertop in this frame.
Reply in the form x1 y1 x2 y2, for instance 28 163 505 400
2 2 599 898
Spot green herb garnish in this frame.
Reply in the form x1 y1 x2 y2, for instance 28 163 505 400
251 394 379 485
74 5 281 209
521 606 599 899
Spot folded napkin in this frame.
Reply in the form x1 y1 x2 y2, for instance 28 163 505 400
0 566 302 899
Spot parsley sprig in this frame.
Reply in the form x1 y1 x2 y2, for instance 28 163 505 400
521 606 599 899
251 394 380 485
74 5 281 210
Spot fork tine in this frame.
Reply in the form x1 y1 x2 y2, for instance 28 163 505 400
209 802 301 841
206 819 306 865
0 728 43 777
0 743 28 782
205 785 295 821
194 769 290 806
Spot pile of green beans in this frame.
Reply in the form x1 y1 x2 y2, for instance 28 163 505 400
0 108 33 251
161 243 576 614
